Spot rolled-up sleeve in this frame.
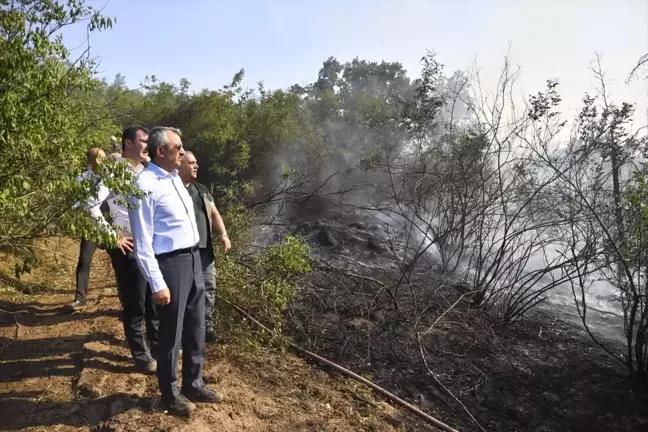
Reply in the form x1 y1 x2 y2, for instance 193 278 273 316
129 190 167 293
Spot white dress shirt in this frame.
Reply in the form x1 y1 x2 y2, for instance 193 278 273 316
128 162 200 293
84 158 143 237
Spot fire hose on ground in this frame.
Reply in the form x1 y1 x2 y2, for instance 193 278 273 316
229 302 460 432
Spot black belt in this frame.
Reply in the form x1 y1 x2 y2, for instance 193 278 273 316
155 243 199 259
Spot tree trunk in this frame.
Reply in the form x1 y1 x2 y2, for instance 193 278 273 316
610 146 625 282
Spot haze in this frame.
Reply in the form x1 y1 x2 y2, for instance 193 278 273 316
63 0 648 125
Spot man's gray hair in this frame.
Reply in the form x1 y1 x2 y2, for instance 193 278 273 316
147 127 182 161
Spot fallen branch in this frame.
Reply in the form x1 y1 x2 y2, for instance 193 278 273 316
314 265 399 311
0 307 21 339
417 333 488 432
0 339 16 355
13 313 20 339
230 301 459 432
35 382 53 403
349 391 380 408
419 290 476 336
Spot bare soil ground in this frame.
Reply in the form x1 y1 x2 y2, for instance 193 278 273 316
0 237 430 432
3 233 648 432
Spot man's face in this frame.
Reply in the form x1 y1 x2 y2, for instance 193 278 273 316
179 152 199 182
159 131 184 170
125 129 148 162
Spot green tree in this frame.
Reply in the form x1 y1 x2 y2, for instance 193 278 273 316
0 0 139 270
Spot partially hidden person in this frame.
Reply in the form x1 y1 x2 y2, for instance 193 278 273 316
84 126 160 374
178 150 231 343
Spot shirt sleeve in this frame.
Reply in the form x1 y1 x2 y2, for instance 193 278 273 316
129 189 167 293
71 173 84 209
86 182 117 238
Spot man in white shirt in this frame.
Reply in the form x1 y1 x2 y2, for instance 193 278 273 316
129 127 222 417
86 126 159 374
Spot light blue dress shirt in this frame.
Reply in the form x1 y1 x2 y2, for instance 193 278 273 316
128 162 200 293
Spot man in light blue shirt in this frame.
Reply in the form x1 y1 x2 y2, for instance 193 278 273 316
128 127 223 417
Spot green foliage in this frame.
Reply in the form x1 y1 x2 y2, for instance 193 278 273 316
61 159 145 247
622 169 648 261
0 0 139 269
240 87 303 179
214 232 311 346
176 88 248 184
258 235 311 278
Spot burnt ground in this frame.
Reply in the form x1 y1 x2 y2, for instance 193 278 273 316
0 237 427 432
282 217 648 432
2 222 648 432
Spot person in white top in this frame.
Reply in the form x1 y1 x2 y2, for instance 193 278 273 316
86 125 159 374
129 127 223 417
68 148 106 311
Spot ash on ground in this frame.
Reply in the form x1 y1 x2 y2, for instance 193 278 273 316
251 212 648 432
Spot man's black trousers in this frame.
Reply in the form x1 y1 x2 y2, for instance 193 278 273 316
108 248 159 364
156 248 206 402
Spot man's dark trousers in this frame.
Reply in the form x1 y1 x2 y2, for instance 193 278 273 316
108 248 159 364
199 248 216 332
74 238 98 303
156 248 206 402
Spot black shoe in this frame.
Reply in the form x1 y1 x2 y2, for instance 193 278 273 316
149 345 158 361
68 300 86 311
182 386 224 403
134 359 157 374
162 394 196 417
205 329 218 344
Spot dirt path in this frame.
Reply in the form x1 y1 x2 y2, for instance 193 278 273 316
0 239 430 432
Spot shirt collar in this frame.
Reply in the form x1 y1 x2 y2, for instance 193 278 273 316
147 162 178 179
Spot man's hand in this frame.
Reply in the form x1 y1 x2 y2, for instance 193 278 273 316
152 288 171 306
117 236 134 254
220 234 231 252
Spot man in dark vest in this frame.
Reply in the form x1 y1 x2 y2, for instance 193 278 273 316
178 150 231 343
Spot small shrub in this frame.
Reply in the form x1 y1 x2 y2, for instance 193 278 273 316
213 222 311 347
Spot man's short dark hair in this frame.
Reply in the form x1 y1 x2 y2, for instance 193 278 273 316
121 125 148 151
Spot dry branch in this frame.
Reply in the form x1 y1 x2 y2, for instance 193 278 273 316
417 333 488 432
